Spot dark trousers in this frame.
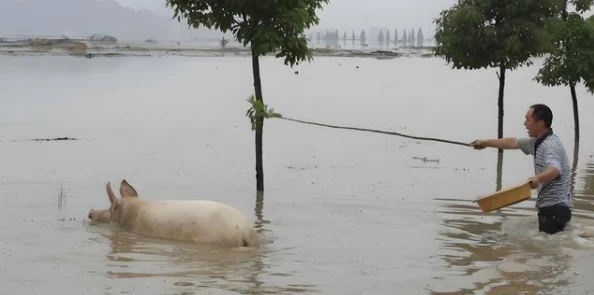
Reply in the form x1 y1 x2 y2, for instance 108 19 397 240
537 204 572 234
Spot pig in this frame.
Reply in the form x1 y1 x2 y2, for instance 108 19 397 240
88 179 260 248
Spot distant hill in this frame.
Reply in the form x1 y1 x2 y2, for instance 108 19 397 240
0 0 224 42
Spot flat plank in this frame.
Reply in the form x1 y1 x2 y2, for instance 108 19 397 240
476 180 532 213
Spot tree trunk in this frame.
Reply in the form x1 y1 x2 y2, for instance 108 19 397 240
560 0 578 143
496 62 506 177
570 82 580 142
495 64 505 192
497 63 506 141
251 50 264 192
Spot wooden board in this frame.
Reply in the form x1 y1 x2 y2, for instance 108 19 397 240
475 180 533 213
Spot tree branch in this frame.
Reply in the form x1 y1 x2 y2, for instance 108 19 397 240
278 117 471 147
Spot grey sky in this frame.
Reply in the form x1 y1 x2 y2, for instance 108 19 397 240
115 0 458 35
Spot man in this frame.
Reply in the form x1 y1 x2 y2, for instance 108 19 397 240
470 104 572 234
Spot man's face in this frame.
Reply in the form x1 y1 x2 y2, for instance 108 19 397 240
524 108 542 138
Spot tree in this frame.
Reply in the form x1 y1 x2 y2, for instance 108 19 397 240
433 0 560 150
332 30 339 45
534 0 594 143
166 0 329 192
417 28 424 48
360 29 366 45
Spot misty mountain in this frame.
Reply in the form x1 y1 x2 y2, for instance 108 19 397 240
0 0 223 41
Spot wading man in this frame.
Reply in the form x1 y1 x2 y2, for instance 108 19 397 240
470 104 572 234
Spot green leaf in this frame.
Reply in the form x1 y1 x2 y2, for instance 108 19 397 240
534 12 594 92
571 0 594 13
433 0 562 71
245 95 283 131
166 0 329 66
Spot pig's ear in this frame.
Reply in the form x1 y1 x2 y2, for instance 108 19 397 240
120 179 138 198
106 182 117 206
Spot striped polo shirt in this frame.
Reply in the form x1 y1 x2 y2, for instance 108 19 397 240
516 130 572 209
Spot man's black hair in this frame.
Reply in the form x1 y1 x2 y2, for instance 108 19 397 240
530 104 553 128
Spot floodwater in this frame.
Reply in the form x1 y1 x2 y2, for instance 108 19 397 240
0 54 593 295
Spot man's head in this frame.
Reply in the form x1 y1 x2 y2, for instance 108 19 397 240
524 104 553 138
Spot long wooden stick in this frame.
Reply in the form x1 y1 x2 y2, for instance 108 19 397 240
278 117 471 147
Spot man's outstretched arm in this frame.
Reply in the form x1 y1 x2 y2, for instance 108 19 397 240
470 138 519 150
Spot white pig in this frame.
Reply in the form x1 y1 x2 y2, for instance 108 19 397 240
88 179 260 248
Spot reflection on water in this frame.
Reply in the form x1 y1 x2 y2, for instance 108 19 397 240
574 158 594 212
254 191 271 232
431 150 594 294
570 143 580 197
83 192 316 295
496 151 503 191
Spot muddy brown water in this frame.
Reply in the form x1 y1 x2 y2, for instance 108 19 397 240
1 55 593 295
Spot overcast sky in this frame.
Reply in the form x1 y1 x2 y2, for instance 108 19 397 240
114 0 458 35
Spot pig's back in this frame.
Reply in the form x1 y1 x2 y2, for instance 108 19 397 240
131 200 258 247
